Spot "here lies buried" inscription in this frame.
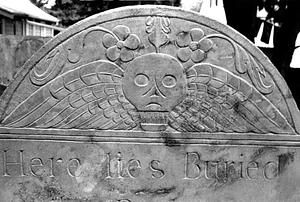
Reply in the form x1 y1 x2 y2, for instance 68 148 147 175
1 149 282 180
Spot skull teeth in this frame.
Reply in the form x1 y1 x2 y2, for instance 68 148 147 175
139 111 168 124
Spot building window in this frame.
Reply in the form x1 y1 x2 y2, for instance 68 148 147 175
45 27 52 36
26 21 56 37
4 18 14 35
34 25 42 36
15 21 23 36
0 18 2 34
28 24 33 35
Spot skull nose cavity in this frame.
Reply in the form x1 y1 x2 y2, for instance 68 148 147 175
150 86 160 97
149 85 165 98
142 83 166 98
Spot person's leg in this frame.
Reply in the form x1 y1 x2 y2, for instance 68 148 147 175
223 0 258 42
272 20 299 79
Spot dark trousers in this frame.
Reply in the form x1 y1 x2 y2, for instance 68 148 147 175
223 0 258 42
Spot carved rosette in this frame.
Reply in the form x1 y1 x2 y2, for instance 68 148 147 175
176 28 213 63
102 25 140 62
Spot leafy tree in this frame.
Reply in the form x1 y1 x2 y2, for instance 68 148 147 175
48 0 180 27
30 0 49 8
48 0 105 27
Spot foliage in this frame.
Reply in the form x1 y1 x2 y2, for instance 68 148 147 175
30 0 49 8
46 0 106 27
47 0 180 27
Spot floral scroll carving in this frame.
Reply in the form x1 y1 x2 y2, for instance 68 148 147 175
29 32 85 86
29 47 65 86
174 27 273 95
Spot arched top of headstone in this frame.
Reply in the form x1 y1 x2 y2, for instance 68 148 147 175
0 5 299 134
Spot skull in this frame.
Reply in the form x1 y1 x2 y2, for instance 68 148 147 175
123 53 186 112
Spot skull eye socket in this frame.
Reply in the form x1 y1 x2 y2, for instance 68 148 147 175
162 75 177 88
134 74 149 87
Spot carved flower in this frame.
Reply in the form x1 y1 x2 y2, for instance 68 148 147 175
176 28 213 63
103 25 140 62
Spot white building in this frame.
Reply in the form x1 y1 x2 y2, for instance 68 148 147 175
0 0 62 37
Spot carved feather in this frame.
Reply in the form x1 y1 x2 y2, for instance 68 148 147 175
169 63 295 134
3 61 139 130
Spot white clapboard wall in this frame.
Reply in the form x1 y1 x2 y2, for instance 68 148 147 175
181 0 227 24
290 33 300 68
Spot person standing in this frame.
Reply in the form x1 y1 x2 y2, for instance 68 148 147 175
223 0 259 42
268 0 300 106
180 0 227 24
271 0 300 77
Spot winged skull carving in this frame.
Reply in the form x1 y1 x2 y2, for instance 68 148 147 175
2 52 295 134
3 61 139 130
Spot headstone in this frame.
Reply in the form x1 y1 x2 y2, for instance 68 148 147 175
0 5 300 201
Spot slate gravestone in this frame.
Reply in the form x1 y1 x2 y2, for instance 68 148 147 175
0 5 300 202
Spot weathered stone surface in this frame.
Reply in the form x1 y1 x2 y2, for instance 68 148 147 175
0 35 51 87
0 5 300 202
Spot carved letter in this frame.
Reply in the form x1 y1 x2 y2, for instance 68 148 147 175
117 152 124 179
246 161 259 179
216 161 227 179
263 161 278 180
224 161 243 179
238 162 244 179
30 158 44 177
127 159 141 178
67 158 81 177
225 161 235 179
48 158 55 177
150 160 165 179
3 150 26 177
204 161 218 180
106 153 112 179
184 152 201 179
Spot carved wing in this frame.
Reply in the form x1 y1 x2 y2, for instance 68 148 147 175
168 63 295 134
3 61 139 130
